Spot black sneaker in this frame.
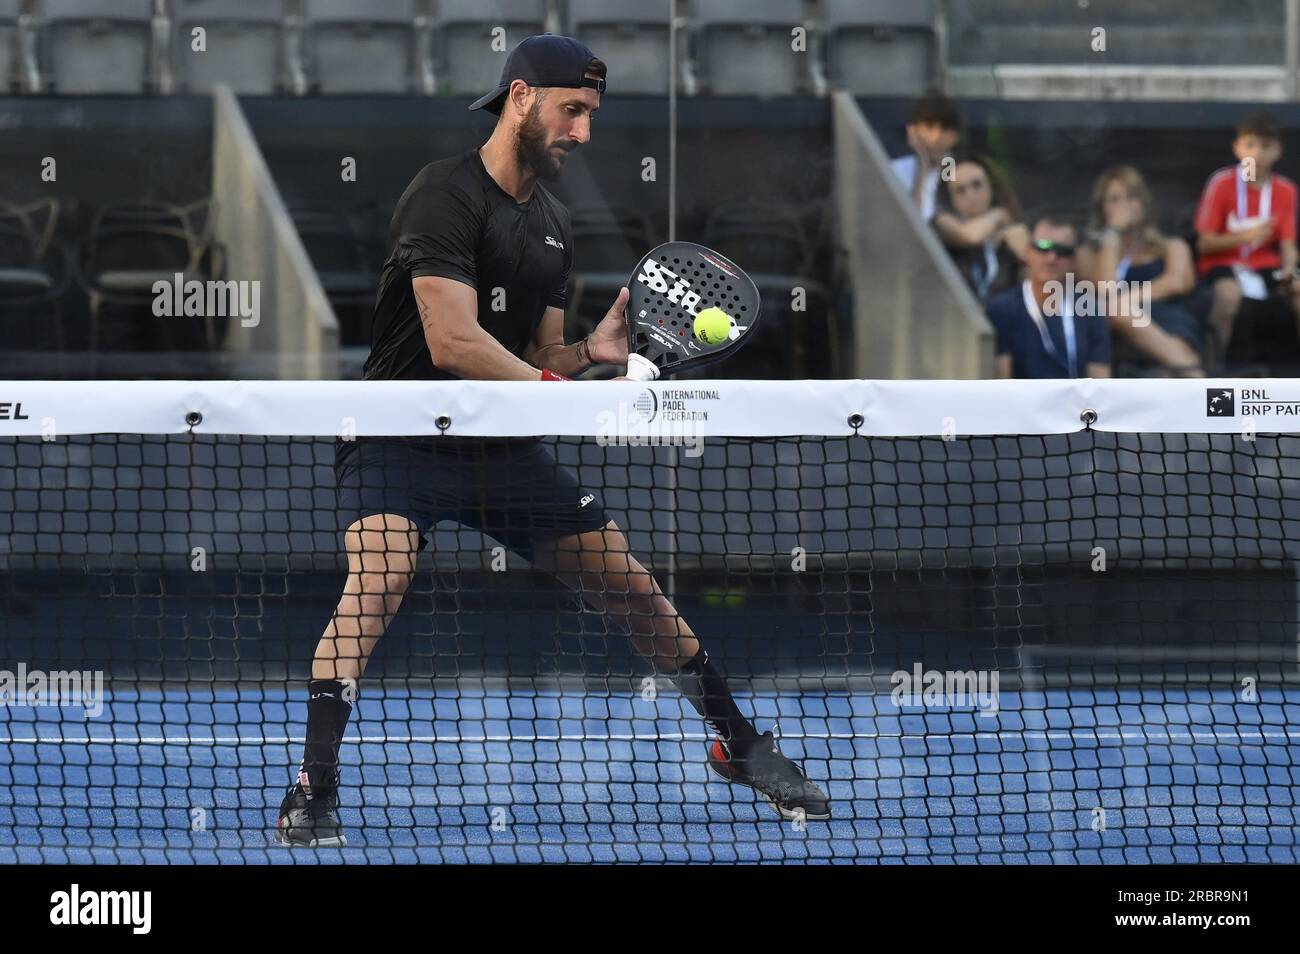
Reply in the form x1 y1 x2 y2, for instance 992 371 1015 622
708 731 831 821
275 777 347 848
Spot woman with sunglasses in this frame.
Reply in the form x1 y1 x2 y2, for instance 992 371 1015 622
1076 166 1204 377
933 152 1031 305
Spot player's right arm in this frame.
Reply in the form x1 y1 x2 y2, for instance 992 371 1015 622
412 275 543 380
397 175 543 380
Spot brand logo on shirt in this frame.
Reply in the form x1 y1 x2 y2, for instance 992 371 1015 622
579 493 595 508
545 235 564 251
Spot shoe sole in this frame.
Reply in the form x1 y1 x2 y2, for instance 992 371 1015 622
707 753 832 821
274 827 347 849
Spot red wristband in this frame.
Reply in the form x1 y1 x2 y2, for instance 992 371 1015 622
540 369 571 382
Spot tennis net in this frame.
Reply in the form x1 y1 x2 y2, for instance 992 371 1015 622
0 378 1297 863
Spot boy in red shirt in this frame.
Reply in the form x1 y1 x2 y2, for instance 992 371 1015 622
1194 112 1300 363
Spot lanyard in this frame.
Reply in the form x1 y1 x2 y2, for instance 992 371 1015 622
1236 169 1272 258
922 166 939 220
972 242 999 299
1116 239 1136 282
1022 279 1077 376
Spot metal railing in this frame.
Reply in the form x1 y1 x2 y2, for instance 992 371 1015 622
940 0 1300 101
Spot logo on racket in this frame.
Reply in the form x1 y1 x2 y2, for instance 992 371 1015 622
698 252 738 279
636 258 703 314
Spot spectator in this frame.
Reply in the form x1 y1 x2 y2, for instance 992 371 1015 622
890 90 961 222
987 213 1111 379
933 151 1030 304
1077 165 1203 376
1194 111 1300 365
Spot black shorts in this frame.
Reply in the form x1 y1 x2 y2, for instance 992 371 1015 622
1201 264 1282 293
334 436 610 560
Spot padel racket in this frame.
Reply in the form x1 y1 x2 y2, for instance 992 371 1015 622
624 241 762 380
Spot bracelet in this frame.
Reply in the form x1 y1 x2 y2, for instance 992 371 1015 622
540 369 571 382
576 335 593 368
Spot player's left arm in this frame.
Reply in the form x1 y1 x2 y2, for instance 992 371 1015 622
525 288 632 373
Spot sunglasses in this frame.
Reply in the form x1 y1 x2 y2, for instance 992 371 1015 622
1033 238 1076 257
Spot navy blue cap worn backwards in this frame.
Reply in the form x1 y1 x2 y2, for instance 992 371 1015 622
469 34 607 115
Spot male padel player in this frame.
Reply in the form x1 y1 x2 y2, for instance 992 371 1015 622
276 35 830 847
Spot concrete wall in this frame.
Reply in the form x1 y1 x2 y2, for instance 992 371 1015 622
211 85 338 379
832 90 993 379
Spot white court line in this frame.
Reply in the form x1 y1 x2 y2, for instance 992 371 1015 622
2 730 1298 745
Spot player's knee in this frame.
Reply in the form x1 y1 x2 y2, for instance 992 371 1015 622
353 595 399 625
379 565 415 590
355 570 414 609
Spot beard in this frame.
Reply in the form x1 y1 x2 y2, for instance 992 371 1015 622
515 100 571 181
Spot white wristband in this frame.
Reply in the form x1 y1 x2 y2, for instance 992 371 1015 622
625 353 660 381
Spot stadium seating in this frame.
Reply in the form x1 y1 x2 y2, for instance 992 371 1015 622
75 198 221 359
38 0 155 94
287 201 379 345
947 0 1284 66
171 0 288 94
435 0 547 96
6 1 951 99
822 0 936 96
0 197 69 352
688 0 806 96
567 202 656 346
699 200 830 378
301 0 427 94
566 0 671 95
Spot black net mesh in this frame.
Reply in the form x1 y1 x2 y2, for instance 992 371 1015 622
0 427 1297 863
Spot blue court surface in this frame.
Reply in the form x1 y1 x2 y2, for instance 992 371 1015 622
2 685 1297 864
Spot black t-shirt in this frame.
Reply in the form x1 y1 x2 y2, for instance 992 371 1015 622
364 147 574 380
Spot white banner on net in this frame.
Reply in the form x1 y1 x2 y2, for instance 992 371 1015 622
0 379 1294 438
860 379 1299 436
